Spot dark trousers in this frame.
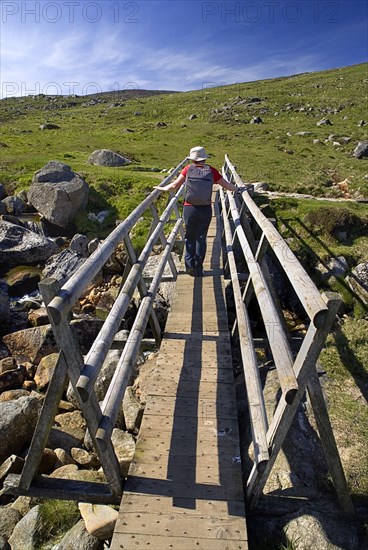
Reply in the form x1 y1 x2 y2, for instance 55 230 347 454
183 204 212 275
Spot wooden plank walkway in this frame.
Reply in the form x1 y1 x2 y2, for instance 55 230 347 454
111 203 248 549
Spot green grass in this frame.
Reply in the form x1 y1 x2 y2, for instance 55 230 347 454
320 317 368 498
36 499 80 548
1 63 368 200
263 198 368 311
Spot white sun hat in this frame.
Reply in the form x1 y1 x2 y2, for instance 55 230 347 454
187 146 209 161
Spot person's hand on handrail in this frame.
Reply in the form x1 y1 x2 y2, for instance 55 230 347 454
153 174 185 192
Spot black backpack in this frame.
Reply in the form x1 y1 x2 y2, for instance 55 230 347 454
184 164 214 205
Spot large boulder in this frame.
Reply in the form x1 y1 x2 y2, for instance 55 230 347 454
2 325 58 365
353 140 368 159
0 220 59 267
28 161 89 228
0 396 41 463
87 149 130 167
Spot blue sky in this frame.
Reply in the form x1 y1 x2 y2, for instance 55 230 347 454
0 0 367 98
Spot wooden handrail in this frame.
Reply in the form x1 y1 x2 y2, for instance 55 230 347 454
224 182 298 404
96 219 183 449
224 154 328 328
219 187 269 469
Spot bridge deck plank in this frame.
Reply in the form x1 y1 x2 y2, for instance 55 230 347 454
111 209 248 549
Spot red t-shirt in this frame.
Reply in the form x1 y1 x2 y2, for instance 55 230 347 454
181 164 222 205
181 164 222 182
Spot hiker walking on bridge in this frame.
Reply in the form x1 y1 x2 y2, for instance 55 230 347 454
154 146 242 276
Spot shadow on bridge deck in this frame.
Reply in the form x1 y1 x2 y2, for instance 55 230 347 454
111 207 248 549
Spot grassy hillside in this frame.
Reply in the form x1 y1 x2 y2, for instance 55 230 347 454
1 63 367 198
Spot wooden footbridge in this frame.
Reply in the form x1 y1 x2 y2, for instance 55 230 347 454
3 155 354 547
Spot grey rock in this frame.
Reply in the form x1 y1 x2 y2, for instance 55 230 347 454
87 209 110 224
0 220 59 267
0 396 41 463
284 509 359 550
47 428 83 453
253 182 269 193
67 348 122 408
11 496 41 516
54 410 87 442
123 386 144 432
353 140 368 159
28 161 89 228
70 448 99 468
189 114 197 120
251 116 263 124
111 428 136 477
0 507 22 540
0 455 25 485
1 195 28 215
7 505 43 549
317 118 332 126
34 353 59 390
346 262 368 305
2 324 58 365
52 519 100 550
316 256 349 281
39 123 60 130
69 234 89 256
0 184 6 200
295 131 312 136
70 318 104 355
357 120 366 126
0 202 7 215
87 149 130 167
42 248 86 285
